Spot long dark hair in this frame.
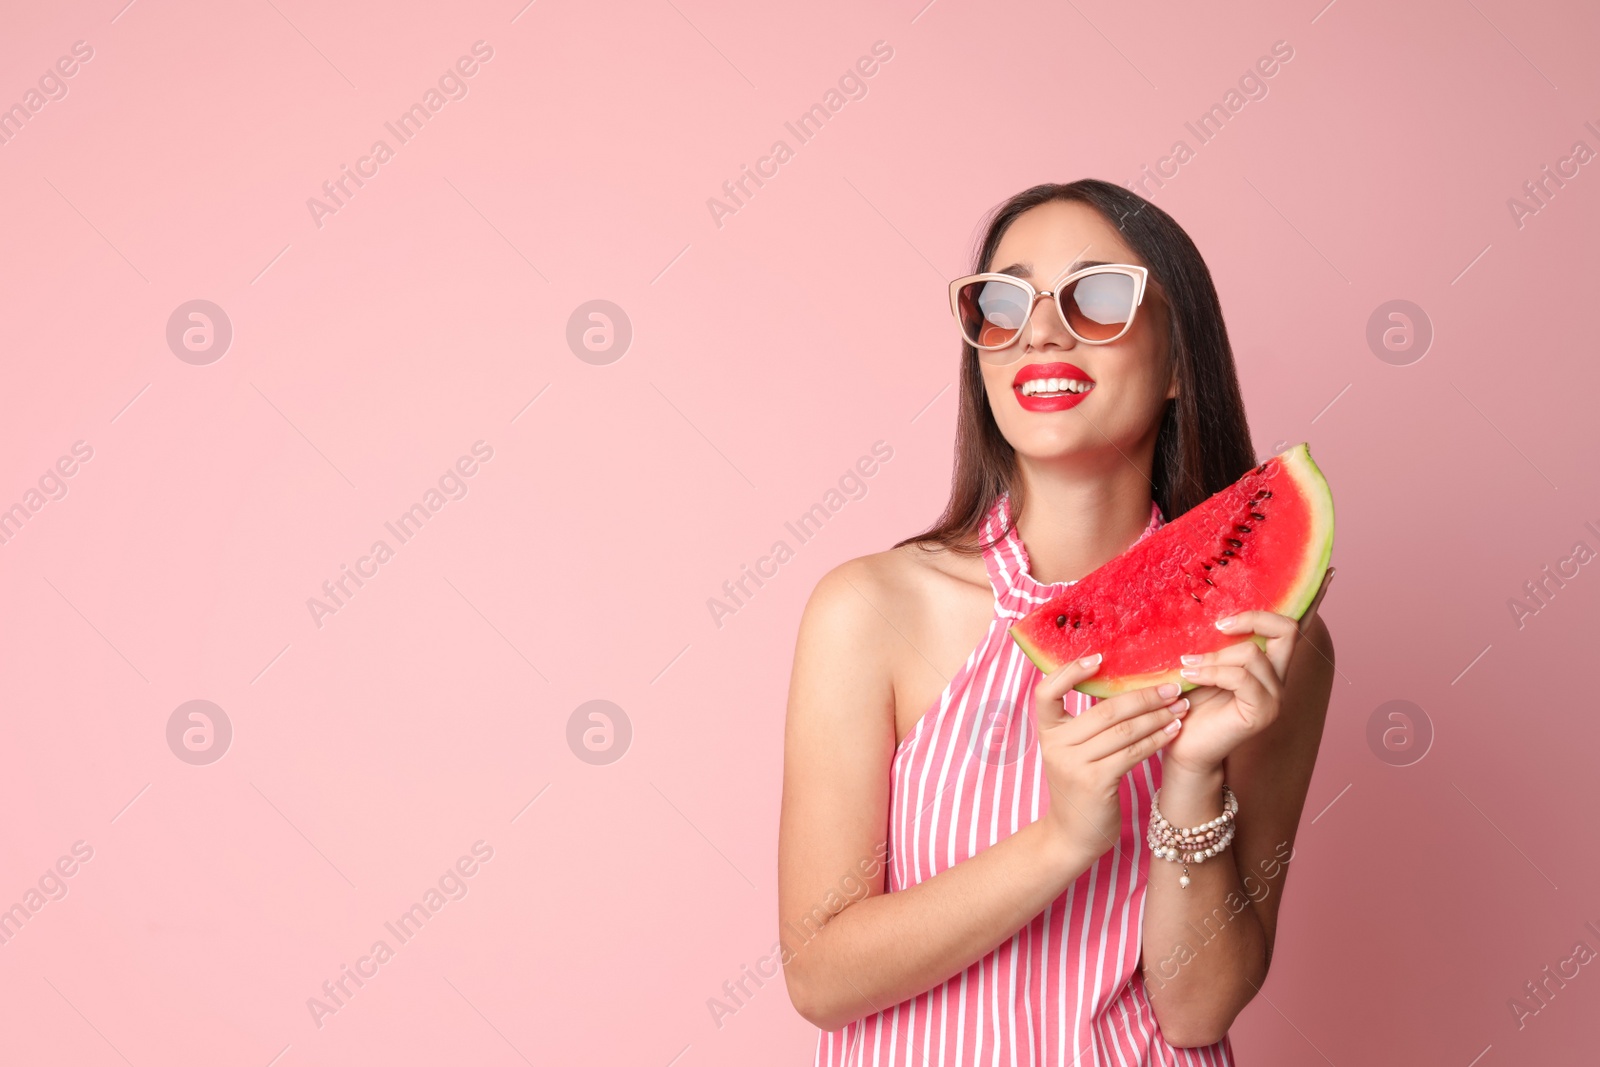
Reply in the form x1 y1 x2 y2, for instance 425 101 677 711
895 179 1257 555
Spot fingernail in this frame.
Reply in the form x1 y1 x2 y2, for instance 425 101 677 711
1179 654 1202 666
1179 667 1199 679
1158 682 1180 698
1214 616 1236 629
1170 697 1190 714
1164 718 1183 734
1080 653 1103 668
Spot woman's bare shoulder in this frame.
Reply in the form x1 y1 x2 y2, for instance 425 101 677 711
800 538 988 636
788 540 995 743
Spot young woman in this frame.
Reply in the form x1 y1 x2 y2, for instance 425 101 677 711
777 179 1336 1065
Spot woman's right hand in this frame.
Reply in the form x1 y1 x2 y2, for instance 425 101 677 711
1032 653 1190 862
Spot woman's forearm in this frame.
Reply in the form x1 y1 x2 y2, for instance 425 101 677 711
1138 763 1267 1047
786 818 1103 1033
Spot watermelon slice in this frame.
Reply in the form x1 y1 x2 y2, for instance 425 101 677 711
1008 442 1334 698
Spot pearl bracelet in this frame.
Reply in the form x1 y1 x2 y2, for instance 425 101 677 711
1147 783 1238 889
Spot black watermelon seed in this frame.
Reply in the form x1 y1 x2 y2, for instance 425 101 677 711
1235 525 1252 534
1056 614 1067 628
1250 511 1265 521
1190 592 1203 602
1217 558 1229 566
1226 538 1243 548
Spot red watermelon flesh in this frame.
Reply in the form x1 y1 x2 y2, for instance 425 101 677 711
1008 441 1334 698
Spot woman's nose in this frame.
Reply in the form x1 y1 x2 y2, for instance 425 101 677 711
1025 292 1076 350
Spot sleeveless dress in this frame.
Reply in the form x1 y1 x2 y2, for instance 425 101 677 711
814 492 1237 1066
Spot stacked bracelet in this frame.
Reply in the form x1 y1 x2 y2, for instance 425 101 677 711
1147 784 1238 889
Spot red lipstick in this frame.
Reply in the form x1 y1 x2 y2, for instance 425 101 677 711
1012 362 1095 412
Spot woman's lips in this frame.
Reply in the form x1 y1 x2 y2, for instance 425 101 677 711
1013 362 1095 412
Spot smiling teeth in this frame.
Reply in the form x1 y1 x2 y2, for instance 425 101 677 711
1021 378 1094 397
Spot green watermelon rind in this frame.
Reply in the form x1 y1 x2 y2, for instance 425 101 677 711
1273 442 1336 629
1010 442 1334 700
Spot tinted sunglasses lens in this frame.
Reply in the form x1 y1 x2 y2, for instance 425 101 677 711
1061 272 1136 341
958 278 1031 349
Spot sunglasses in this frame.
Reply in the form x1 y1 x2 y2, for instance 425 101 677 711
948 262 1151 364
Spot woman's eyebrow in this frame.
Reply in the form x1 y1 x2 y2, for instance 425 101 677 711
994 259 1115 279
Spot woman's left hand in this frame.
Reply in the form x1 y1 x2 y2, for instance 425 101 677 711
1162 568 1335 777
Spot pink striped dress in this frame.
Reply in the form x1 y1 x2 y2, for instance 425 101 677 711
815 492 1236 1066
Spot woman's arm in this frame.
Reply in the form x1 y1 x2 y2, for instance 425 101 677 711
1138 612 1336 1046
778 558 1188 1032
777 560 1094 1031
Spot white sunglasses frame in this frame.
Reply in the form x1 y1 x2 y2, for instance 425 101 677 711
948 262 1152 355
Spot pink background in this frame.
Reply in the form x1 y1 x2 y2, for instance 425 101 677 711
3 0 1598 1063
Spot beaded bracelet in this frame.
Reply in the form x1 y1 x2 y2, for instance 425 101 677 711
1147 784 1238 889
